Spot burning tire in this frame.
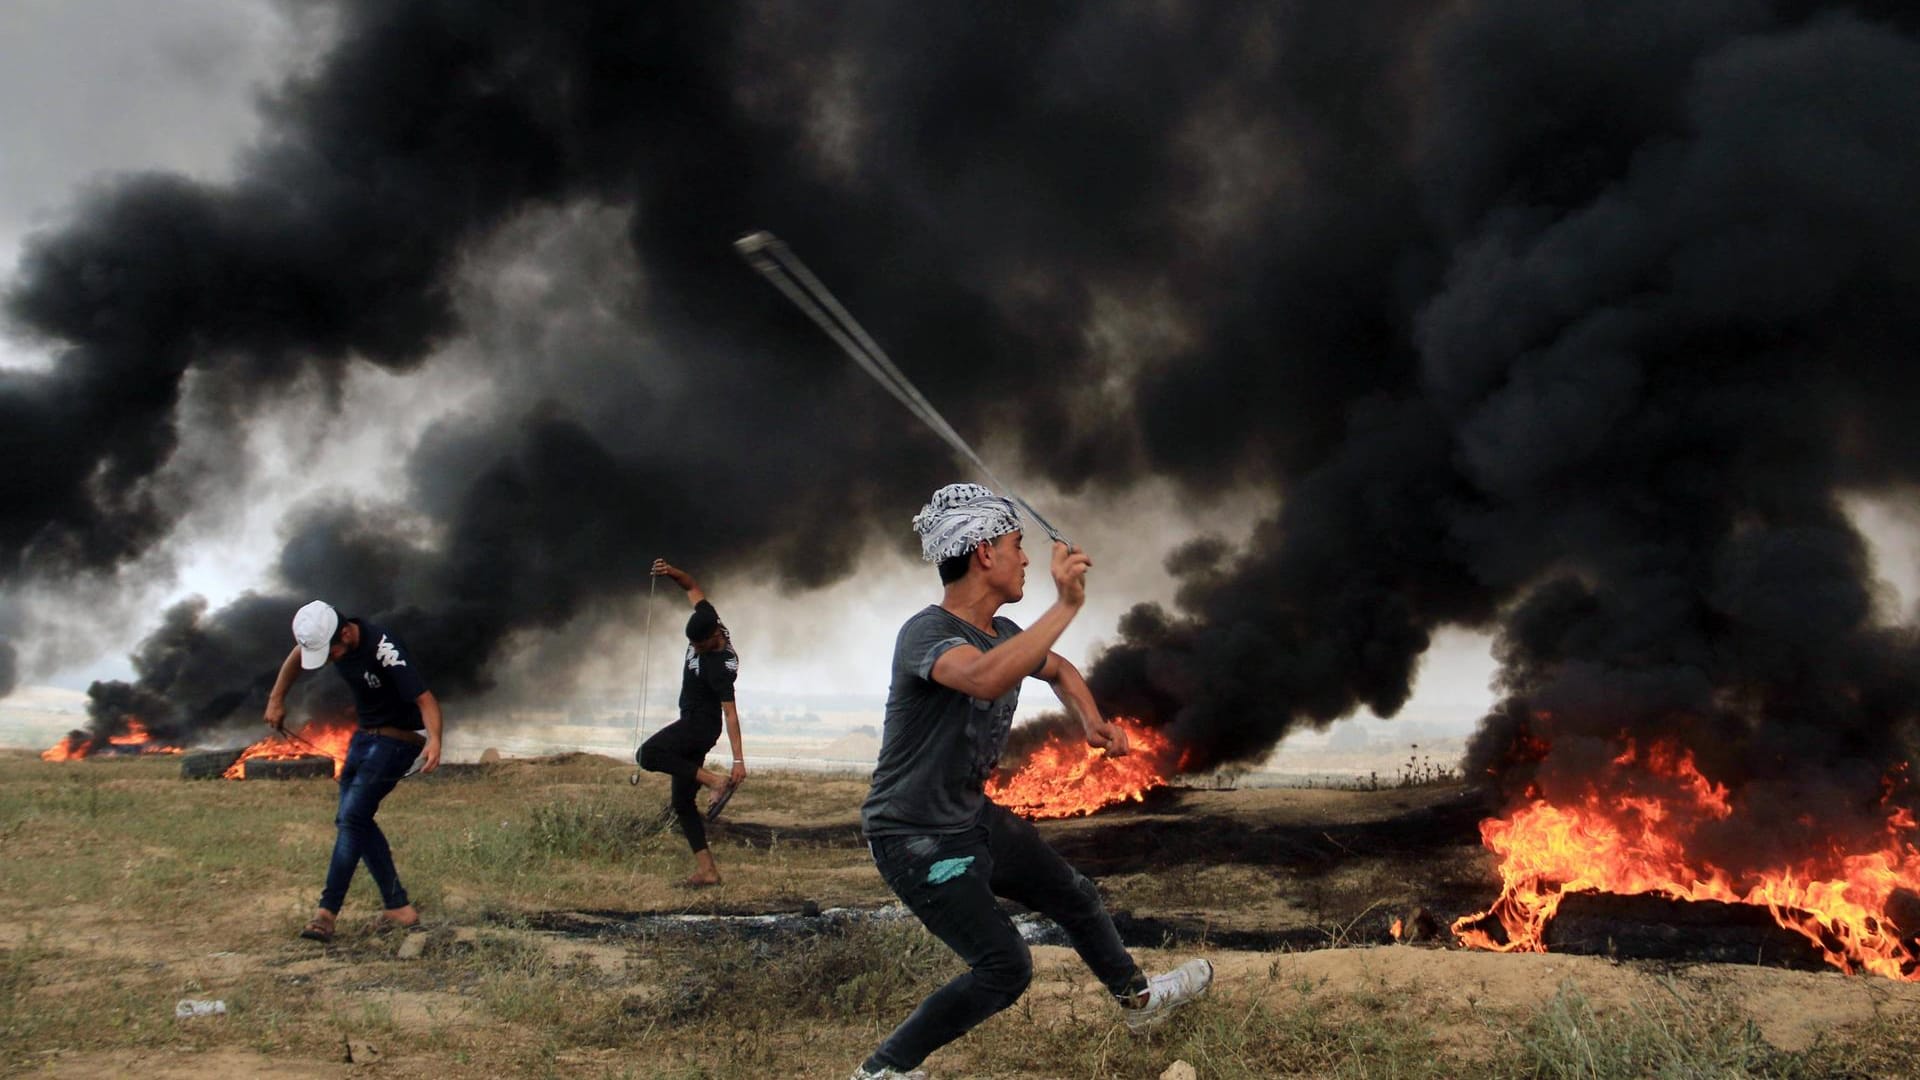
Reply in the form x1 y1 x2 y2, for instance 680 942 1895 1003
179 749 244 780
243 755 334 780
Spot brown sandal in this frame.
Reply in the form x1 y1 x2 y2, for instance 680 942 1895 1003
299 916 335 943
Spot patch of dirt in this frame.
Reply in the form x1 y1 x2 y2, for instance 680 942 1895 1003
1270 944 1920 1053
378 988 485 1028
1017 942 1920 1055
25 1049 347 1078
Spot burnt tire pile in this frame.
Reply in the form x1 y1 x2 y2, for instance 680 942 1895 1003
244 755 334 780
179 749 243 780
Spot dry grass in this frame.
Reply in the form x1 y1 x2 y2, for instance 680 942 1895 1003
4 750 1919 1078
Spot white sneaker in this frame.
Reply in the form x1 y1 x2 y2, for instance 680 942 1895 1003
1122 957 1214 1033
848 1065 928 1079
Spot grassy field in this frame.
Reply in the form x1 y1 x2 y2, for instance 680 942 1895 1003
4 750 1920 1078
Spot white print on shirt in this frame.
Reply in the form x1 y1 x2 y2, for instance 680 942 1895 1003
377 635 407 668
364 671 382 689
686 649 741 675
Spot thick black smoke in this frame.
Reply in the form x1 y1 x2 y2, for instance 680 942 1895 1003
77 594 325 741
1081 1 1920 862
5 0 1920 851
4 0 1260 738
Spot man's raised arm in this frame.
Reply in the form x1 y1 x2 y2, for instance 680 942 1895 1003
931 542 1090 701
651 558 706 606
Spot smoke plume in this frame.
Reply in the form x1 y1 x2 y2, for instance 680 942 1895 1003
1082 1 1920 847
3 0 1919 834
0 638 15 701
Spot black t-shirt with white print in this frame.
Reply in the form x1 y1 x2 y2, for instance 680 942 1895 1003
331 620 430 731
677 600 738 729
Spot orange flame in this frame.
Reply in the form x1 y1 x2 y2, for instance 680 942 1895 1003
40 733 93 762
106 719 183 753
222 717 358 780
986 717 1183 819
41 719 183 760
1453 737 1920 980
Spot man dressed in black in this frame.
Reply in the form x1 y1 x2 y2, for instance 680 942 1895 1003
265 600 442 943
639 558 747 887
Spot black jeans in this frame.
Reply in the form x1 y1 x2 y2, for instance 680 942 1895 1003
865 802 1145 1071
639 716 721 853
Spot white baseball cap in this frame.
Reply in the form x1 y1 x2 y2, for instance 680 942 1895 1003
292 600 340 670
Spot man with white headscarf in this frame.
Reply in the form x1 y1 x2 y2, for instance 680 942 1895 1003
851 483 1212 1080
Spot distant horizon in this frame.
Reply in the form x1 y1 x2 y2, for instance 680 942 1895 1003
1 677 1479 780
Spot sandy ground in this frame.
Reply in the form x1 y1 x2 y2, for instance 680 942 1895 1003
28 920 1918 1077
9 759 1920 1077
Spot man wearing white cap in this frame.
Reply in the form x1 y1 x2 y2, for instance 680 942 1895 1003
851 484 1212 1080
264 601 442 943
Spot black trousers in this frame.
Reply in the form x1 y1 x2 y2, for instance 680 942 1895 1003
865 802 1145 1071
639 716 721 854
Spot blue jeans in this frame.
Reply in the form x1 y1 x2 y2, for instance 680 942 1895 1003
865 802 1145 1072
319 730 420 913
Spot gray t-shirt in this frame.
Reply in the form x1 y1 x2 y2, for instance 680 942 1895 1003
861 605 1039 837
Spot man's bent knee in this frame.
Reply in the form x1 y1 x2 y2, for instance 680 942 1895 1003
1071 871 1107 913
335 791 382 831
638 743 672 773
974 947 1033 1005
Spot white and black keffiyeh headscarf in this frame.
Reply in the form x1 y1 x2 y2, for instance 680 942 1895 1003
912 483 1023 562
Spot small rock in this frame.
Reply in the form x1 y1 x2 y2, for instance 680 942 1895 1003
344 1039 381 1064
1161 1061 1198 1080
174 999 226 1019
479 747 501 764
397 932 429 960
